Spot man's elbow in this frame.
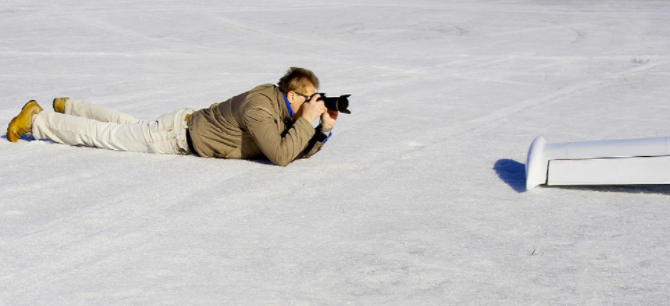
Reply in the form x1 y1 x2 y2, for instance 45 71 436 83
273 157 292 167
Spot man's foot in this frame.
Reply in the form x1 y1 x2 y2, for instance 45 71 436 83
7 100 43 142
53 97 69 114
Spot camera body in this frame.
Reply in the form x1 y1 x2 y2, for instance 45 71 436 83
317 93 351 114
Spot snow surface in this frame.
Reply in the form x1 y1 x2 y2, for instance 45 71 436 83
2 0 670 304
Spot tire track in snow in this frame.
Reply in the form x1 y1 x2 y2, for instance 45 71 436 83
399 59 670 159
460 60 669 132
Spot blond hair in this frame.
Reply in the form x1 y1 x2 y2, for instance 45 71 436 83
277 67 319 95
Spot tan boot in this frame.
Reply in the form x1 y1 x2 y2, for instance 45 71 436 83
53 97 69 114
7 100 43 142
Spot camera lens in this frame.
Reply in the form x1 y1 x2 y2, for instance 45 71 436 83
321 94 351 114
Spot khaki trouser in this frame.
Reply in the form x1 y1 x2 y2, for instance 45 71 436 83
31 100 195 154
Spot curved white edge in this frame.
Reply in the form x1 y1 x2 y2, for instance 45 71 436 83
526 136 548 190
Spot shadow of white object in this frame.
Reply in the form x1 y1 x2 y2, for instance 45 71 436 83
526 136 670 190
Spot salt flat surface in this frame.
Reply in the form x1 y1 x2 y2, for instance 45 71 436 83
1 0 670 304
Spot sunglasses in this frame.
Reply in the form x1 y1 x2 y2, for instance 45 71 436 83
293 91 317 102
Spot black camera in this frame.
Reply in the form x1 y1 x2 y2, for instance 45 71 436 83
317 93 351 114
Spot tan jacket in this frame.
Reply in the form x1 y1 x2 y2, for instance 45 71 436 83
187 84 326 166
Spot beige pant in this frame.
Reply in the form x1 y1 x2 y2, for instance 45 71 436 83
32 100 195 154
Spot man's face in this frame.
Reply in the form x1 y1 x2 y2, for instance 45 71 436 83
288 83 316 119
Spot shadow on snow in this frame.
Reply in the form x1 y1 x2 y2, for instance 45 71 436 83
494 159 527 193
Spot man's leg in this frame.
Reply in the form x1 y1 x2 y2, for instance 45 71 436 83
32 108 195 154
60 98 144 125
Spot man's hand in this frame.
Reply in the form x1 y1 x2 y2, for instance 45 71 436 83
300 94 326 122
321 109 338 131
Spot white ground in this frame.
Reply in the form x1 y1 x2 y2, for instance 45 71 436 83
1 0 670 304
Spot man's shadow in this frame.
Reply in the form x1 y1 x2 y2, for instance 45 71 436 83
494 158 670 195
1 134 35 141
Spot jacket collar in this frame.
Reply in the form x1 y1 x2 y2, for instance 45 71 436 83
275 85 292 118
282 93 294 117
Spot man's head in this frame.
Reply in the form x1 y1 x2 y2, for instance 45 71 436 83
278 67 319 95
278 67 320 119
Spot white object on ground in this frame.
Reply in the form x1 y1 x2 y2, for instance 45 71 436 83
525 136 670 190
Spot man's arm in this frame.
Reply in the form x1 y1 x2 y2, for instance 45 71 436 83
297 125 329 159
244 107 315 166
